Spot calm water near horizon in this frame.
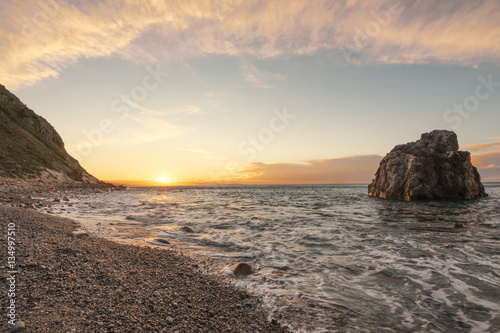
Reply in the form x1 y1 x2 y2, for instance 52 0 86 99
53 184 500 332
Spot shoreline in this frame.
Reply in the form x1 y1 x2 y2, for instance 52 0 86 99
0 177 122 209
0 204 289 332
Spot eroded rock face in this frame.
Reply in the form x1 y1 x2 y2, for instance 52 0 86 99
368 130 488 200
0 84 102 183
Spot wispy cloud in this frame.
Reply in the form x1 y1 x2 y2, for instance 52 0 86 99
454 138 500 180
122 114 193 145
229 152 499 184
175 104 202 115
232 155 382 184
180 146 226 160
123 100 168 116
125 99 202 116
1 0 499 89
240 59 286 88
463 138 500 180
472 149 500 168
65 113 193 152
462 141 500 151
472 149 500 181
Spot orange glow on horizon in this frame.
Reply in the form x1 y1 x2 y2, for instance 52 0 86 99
103 179 371 187
154 175 176 183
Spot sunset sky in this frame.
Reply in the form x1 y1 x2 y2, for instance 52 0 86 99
1 0 499 185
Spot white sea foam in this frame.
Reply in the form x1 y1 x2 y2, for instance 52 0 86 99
49 184 500 332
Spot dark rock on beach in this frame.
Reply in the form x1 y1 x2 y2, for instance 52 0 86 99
155 238 171 245
368 130 487 200
230 263 255 277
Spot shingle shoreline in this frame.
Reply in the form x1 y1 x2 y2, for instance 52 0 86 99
0 205 289 332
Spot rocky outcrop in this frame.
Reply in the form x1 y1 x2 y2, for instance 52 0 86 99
368 130 488 200
24 109 65 149
0 84 102 184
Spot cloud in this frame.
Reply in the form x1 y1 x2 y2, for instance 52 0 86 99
226 151 500 184
463 140 500 180
120 113 193 145
462 141 500 151
182 147 212 155
180 146 227 160
240 59 286 88
231 155 382 184
472 149 500 168
472 149 500 181
175 104 202 115
1 0 500 89
124 99 202 116
65 113 193 154
123 100 168 116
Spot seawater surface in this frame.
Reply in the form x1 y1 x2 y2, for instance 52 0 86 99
53 184 500 332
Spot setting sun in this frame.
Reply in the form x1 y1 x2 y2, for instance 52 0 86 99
154 176 175 183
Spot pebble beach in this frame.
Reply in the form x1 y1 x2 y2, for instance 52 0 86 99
0 180 289 333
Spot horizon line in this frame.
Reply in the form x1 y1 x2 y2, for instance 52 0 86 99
103 179 500 187
103 180 373 187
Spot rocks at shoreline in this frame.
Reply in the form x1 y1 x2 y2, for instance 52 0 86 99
0 206 288 332
368 130 488 200
0 177 124 211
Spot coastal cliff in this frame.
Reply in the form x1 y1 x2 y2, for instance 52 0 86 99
0 84 101 184
368 130 487 200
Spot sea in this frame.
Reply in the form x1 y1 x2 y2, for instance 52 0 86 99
50 184 500 332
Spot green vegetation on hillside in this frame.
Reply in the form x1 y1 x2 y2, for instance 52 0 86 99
0 84 97 181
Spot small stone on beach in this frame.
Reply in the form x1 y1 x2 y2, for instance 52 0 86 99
10 321 25 332
72 230 89 238
230 263 254 277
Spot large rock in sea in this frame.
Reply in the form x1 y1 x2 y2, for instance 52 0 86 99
368 130 488 200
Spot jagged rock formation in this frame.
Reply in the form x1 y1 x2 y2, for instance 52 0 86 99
368 130 488 200
0 84 101 184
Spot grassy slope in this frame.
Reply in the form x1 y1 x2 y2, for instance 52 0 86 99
0 84 95 180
